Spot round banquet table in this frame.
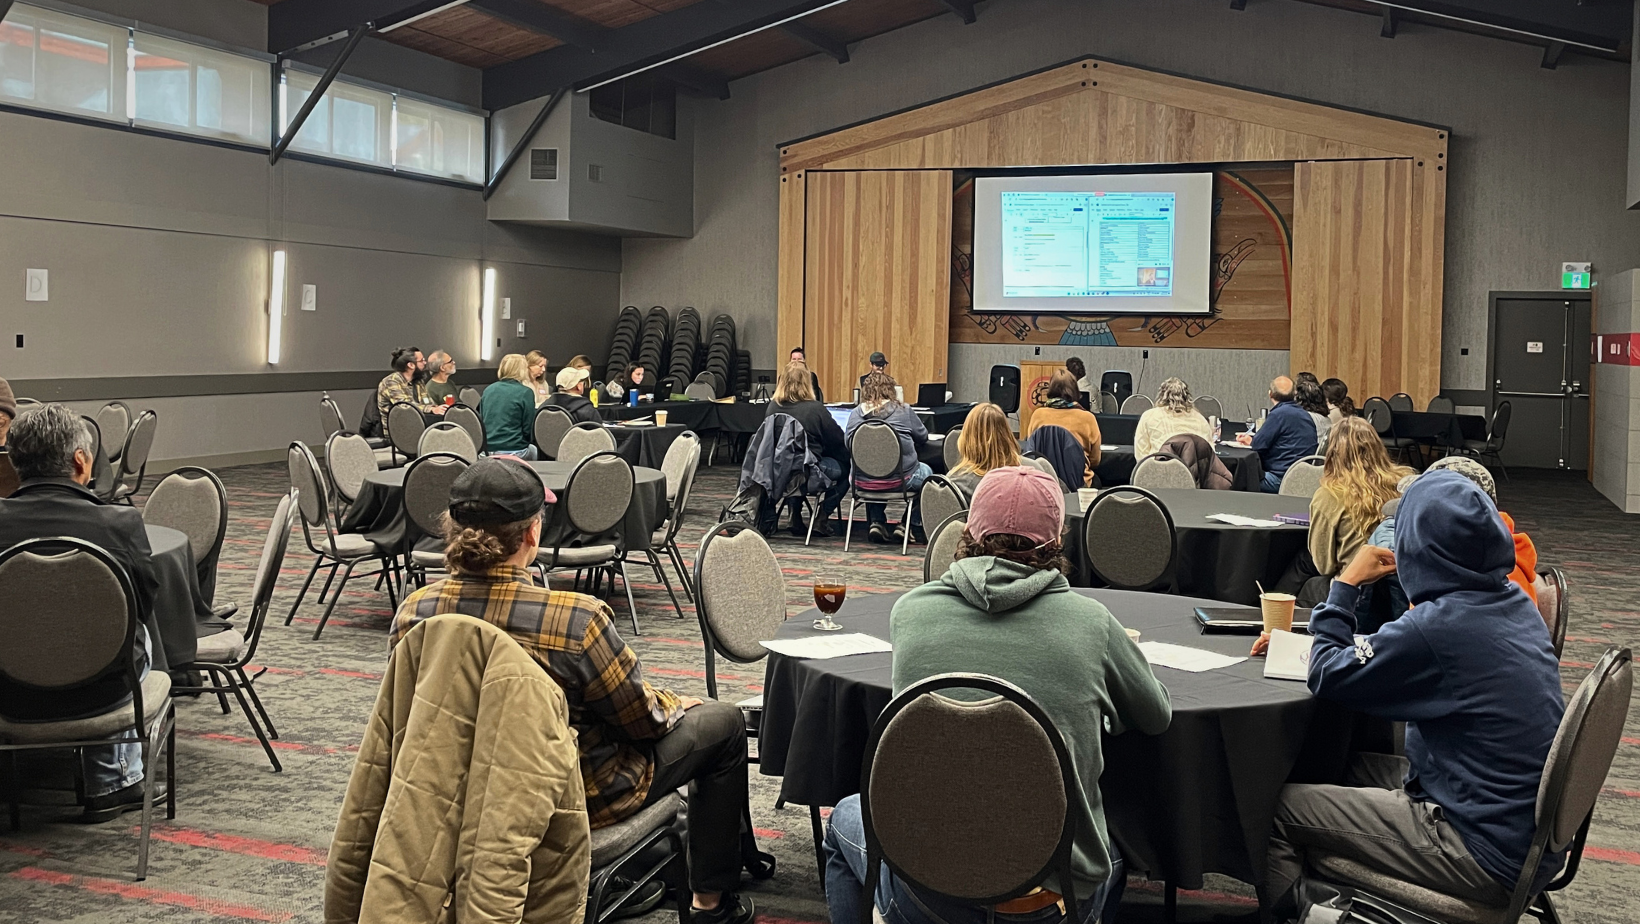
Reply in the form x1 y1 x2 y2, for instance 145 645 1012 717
337 460 668 556
145 524 226 673
1065 488 1310 604
607 422 689 469
758 588 1360 891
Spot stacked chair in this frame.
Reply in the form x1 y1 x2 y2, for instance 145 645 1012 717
666 306 702 394
604 306 643 386
703 314 737 397
635 306 671 384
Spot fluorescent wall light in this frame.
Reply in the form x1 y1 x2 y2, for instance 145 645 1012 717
481 267 497 362
268 249 287 364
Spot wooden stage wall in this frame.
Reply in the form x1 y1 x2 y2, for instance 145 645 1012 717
776 57 1450 404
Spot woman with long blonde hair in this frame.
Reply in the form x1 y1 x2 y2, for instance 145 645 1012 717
947 403 1019 496
767 361 848 535
524 350 552 406
1310 416 1413 577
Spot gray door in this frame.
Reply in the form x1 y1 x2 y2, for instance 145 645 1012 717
1490 295 1591 470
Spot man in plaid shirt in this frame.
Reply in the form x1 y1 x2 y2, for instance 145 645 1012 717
376 346 446 438
392 457 757 924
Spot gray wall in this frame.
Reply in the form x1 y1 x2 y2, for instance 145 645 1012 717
621 0 1640 409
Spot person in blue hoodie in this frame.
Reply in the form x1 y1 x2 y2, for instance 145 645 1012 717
1261 470 1566 922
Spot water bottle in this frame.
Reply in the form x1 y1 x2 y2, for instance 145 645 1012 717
1211 416 1221 443
628 388 639 408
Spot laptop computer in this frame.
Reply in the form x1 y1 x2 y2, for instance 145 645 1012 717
916 383 947 407
828 406 853 430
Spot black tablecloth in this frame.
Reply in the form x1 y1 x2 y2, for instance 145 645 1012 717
1390 411 1487 449
1095 414 1142 445
338 461 668 556
609 423 688 469
1095 445 1263 492
914 403 975 435
145 524 225 673
600 400 716 431
759 588 1357 889
1066 489 1310 603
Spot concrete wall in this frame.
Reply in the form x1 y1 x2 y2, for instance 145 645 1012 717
621 0 1640 413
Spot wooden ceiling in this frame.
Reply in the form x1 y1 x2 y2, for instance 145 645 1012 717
251 0 960 82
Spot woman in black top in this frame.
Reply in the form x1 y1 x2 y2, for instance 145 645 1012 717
767 363 849 535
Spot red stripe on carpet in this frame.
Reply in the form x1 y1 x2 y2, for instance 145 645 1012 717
1560 660 1595 669
1584 846 1640 866
142 826 328 865
177 729 357 756
1623 737 1640 746
9 867 294 921
318 668 383 680
0 844 47 856
1603 787 1640 798
752 827 786 839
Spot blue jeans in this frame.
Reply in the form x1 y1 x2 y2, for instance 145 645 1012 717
865 462 933 531
492 445 539 461
83 628 151 797
818 457 850 517
1260 469 1282 493
824 794 1125 924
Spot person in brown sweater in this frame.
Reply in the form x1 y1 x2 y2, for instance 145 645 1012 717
1026 369 1103 485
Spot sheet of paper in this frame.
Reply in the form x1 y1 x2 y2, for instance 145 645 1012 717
1138 641 1247 673
1205 513 1285 528
1100 444 1119 451
761 633 893 660
1263 629 1312 681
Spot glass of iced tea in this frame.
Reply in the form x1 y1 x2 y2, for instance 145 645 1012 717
812 573 846 631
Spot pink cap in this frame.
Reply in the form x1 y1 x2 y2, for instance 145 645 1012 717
965 466 1064 546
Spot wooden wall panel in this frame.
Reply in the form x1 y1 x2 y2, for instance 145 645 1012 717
803 170 952 401
776 171 806 369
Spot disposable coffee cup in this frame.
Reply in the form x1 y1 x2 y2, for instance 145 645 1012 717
655 410 669 427
1260 592 1297 633
1076 487 1098 512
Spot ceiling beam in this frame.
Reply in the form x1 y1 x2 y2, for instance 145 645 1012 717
1541 40 1566 68
267 0 468 55
1380 7 1397 37
939 0 978 24
467 0 607 51
780 21 849 63
482 0 851 111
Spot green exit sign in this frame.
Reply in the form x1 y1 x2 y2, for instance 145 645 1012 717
1562 262 1591 289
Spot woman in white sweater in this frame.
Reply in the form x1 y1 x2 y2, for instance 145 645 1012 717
1133 377 1214 457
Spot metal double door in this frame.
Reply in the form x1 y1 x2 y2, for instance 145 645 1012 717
1490 295 1590 470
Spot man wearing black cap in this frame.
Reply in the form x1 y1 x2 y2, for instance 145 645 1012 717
858 351 887 387
391 458 759 924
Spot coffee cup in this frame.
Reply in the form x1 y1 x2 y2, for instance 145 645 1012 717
1076 487 1098 512
444 395 456 406
1260 592 1297 633
655 410 669 427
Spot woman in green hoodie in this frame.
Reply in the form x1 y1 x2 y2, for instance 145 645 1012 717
822 466 1173 924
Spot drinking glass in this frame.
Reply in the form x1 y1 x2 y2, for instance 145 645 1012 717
812 573 846 631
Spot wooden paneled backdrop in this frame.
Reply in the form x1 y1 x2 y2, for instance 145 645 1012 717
777 57 1450 403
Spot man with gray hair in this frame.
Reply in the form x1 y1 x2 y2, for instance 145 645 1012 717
0 403 161 821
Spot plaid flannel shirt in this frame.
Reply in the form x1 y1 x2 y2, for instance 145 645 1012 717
391 566 684 827
377 373 430 436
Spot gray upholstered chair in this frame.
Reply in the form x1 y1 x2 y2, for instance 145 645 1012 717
444 404 485 455
1387 392 1415 412
108 409 158 504
1131 454 1195 491
417 420 478 463
1427 394 1456 414
1194 395 1223 421
94 401 133 464
558 423 617 467
142 465 233 617
0 537 177 880
282 442 395 639
1279 454 1327 498
402 452 470 589
624 432 700 612
923 509 970 583
458 385 482 408
845 420 917 555
537 451 639 633
586 793 690 924
860 673 1083 924
1021 454 1059 482
325 432 378 506
918 475 967 541
319 393 346 440
386 402 426 463
942 426 963 471
171 492 296 771
1309 647 1633 924
1098 391 1120 414
1120 394 1153 414
693 521 786 715
533 405 576 460
683 382 716 401
1084 486 1175 591
1536 566 1569 658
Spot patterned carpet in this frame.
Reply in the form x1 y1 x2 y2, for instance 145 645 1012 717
0 462 1634 923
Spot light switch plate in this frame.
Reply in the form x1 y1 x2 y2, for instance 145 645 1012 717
516 320 526 338
301 284 317 311
25 269 47 302
502 297 512 320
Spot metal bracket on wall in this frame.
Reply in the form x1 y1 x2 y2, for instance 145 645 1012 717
270 24 370 165
482 85 568 201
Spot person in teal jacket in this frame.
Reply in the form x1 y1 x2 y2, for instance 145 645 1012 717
822 466 1173 924
479 354 539 460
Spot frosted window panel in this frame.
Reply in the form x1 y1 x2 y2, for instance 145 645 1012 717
0 5 126 121
133 33 267 145
395 97 484 183
283 70 390 167
332 94 377 161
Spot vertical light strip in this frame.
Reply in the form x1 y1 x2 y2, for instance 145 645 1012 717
480 267 496 362
268 249 287 364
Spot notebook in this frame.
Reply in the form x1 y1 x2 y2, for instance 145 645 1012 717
1194 606 1312 634
1263 629 1312 681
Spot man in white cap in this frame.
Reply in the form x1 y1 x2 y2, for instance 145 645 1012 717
548 365 601 425
820 465 1172 924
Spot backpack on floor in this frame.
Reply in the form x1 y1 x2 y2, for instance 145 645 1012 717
720 483 768 534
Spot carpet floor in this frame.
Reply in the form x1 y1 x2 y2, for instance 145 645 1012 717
0 463 1634 923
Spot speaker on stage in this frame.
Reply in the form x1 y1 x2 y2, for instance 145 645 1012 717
990 364 1021 413
1101 370 1134 406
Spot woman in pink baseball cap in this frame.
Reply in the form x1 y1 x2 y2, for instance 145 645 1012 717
821 465 1174 924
